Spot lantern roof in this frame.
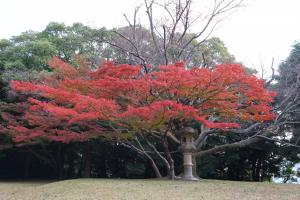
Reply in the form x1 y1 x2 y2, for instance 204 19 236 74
177 127 196 136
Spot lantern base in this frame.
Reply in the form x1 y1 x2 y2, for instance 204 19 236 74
179 174 200 181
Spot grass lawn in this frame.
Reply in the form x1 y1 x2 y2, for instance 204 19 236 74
0 179 299 200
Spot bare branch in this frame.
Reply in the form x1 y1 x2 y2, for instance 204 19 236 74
123 14 132 27
265 58 275 87
162 25 169 64
178 0 242 58
144 0 162 56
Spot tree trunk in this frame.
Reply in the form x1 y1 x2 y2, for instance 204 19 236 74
252 158 262 182
23 153 32 179
125 140 162 178
251 159 256 181
192 155 198 178
162 139 175 179
98 154 107 178
149 157 163 178
82 143 92 178
255 159 262 182
56 144 65 180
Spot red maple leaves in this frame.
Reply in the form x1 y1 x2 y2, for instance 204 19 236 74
6 57 275 144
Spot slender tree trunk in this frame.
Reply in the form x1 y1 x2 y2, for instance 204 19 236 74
26 146 57 178
145 136 171 178
82 143 92 178
23 153 32 179
162 139 175 179
99 154 107 178
125 140 162 178
141 149 162 178
148 157 163 178
192 155 198 178
251 159 256 181
56 144 65 180
77 157 83 178
252 158 262 182
255 159 262 182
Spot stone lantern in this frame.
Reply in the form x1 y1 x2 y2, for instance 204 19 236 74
178 127 199 181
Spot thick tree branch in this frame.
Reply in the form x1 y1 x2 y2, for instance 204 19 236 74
194 135 261 158
144 136 171 170
194 123 261 148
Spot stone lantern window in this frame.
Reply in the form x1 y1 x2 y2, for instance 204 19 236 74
177 127 199 181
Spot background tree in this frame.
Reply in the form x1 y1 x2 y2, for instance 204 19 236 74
106 27 235 67
271 42 300 181
0 22 107 100
41 22 107 66
108 0 242 67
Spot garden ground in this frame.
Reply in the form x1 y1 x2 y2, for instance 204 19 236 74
0 179 299 200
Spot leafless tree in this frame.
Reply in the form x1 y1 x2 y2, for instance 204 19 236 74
105 0 243 67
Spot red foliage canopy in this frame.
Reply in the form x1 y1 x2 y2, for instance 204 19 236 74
6 57 275 144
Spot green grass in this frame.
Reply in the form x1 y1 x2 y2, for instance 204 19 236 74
0 179 299 200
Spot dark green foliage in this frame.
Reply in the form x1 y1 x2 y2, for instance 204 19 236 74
0 22 107 100
189 37 235 67
41 22 107 66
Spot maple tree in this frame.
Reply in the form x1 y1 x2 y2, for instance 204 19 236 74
2 57 275 179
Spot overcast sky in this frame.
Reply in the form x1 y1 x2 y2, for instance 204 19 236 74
1 0 299 76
